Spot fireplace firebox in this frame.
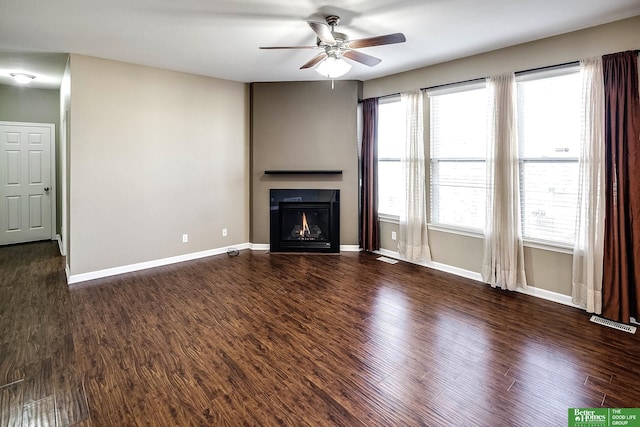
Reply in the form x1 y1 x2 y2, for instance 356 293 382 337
270 189 340 253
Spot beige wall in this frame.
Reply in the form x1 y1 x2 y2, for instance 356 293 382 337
0 85 61 234
250 80 361 246
68 54 249 276
365 16 640 98
365 16 640 297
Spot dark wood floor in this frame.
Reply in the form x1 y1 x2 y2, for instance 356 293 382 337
1 241 639 426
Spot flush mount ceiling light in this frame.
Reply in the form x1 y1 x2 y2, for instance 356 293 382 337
10 72 36 84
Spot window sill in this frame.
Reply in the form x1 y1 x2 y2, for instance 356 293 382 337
522 239 573 255
427 223 574 255
379 219 574 255
378 214 399 223
427 223 483 239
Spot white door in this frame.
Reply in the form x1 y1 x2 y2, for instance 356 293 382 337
0 122 54 245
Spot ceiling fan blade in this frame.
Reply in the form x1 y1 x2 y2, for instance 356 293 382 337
308 21 336 44
348 33 406 49
300 52 328 69
259 46 316 49
343 50 382 67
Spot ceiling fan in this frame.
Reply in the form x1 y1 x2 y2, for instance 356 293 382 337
259 15 406 78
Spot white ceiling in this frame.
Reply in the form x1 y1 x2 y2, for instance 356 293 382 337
1 0 639 90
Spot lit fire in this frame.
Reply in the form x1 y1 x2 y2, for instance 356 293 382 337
299 212 311 237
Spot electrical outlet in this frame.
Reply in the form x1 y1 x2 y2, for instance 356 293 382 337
391 231 397 241
222 228 228 237
182 234 188 243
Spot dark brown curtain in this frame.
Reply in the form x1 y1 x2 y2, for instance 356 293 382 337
602 51 640 323
360 98 380 251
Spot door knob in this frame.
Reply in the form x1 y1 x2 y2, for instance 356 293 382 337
44 187 50 192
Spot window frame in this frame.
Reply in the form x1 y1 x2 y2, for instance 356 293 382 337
376 65 583 255
376 96 404 220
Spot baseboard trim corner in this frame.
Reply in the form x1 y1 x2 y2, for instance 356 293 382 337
249 243 270 251
67 242 252 285
56 234 65 256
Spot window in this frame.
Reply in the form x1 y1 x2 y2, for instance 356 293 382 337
517 69 581 246
377 98 404 218
429 84 488 231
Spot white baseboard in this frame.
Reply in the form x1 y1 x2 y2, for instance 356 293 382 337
63 240 577 310
65 244 581 310
67 243 252 285
249 243 270 251
375 249 482 282
67 241 362 285
517 283 579 308
374 249 579 309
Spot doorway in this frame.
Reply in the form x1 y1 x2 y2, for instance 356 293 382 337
0 121 55 245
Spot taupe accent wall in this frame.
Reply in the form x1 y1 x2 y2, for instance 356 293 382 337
250 81 361 246
364 16 640 297
68 54 249 276
0 85 61 235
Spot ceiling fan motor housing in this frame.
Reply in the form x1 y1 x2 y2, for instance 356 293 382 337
317 32 349 46
261 13 406 71
325 15 340 27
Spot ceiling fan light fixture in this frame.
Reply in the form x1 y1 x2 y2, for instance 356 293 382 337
10 72 36 84
315 56 351 79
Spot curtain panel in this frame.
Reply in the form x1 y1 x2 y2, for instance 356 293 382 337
398 90 432 262
571 57 605 314
481 73 527 290
602 51 640 323
360 98 380 252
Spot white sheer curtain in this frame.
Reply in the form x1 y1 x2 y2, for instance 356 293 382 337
572 57 605 313
398 90 431 262
481 73 527 290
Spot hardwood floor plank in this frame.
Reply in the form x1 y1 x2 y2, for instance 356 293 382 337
0 382 23 427
0 343 25 387
341 374 460 426
54 370 90 427
23 357 53 404
2 241 640 426
22 395 56 427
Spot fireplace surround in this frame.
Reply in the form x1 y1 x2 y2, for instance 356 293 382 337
270 189 340 253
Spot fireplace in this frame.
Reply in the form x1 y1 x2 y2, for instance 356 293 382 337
270 189 340 253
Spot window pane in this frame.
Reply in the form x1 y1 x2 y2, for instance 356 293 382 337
378 101 405 159
518 72 581 158
520 161 578 245
431 88 488 159
517 70 581 246
377 99 404 216
378 160 402 216
431 161 486 230
430 86 488 230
